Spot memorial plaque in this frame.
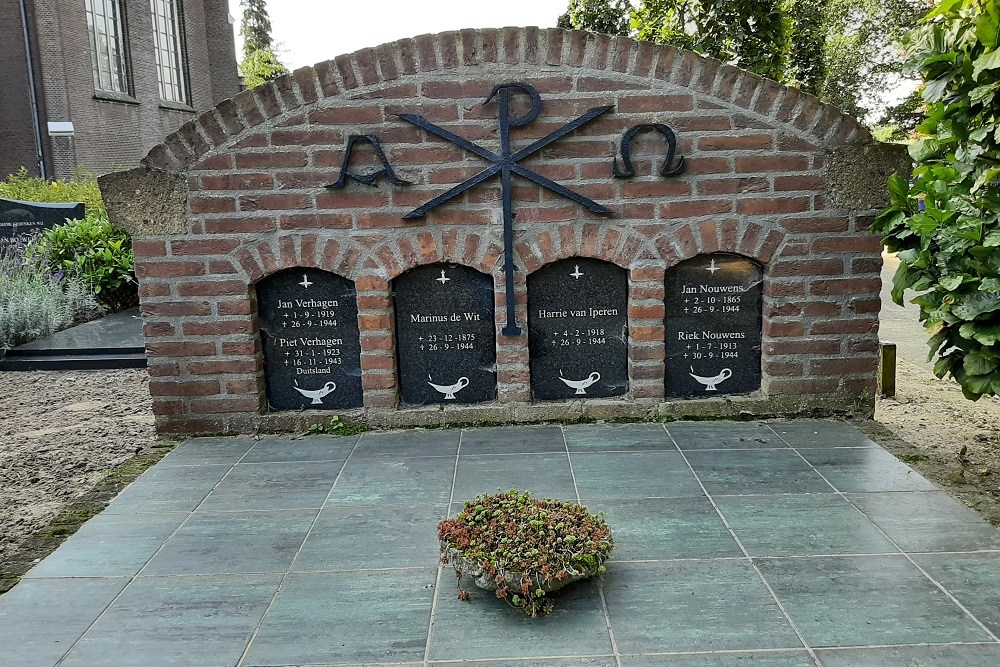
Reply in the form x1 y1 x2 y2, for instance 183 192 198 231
528 258 628 400
257 268 363 411
664 254 762 397
0 199 85 240
394 263 497 405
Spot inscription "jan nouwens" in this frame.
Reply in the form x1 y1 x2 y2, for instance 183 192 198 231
536 307 620 319
681 284 745 294
277 299 340 309
677 331 747 341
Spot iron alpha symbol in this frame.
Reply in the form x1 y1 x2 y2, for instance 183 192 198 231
397 82 614 336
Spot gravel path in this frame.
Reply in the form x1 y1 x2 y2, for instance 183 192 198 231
0 369 156 562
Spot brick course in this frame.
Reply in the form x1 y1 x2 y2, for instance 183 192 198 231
109 28 884 435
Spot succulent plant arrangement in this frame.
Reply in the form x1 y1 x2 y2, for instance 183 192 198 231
438 489 613 617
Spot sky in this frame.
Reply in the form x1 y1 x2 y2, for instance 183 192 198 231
226 0 569 70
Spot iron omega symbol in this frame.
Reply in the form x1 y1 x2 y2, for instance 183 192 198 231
397 82 614 336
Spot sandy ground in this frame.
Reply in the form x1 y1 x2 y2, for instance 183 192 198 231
0 369 157 562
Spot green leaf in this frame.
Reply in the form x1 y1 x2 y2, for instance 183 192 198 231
979 7 1000 49
953 292 1000 320
939 275 965 290
972 49 1000 80
909 138 942 161
907 214 939 236
886 174 910 208
933 355 954 378
924 0 964 20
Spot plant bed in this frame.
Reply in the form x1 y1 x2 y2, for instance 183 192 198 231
438 489 613 617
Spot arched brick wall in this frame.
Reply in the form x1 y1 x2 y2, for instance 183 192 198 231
110 27 889 435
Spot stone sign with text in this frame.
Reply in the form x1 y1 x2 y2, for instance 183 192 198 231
0 199 84 240
393 263 497 405
664 254 762 397
257 269 363 410
528 258 629 400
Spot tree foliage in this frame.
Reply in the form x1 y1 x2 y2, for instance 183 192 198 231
238 0 287 89
556 0 925 120
240 0 274 56
872 0 1000 400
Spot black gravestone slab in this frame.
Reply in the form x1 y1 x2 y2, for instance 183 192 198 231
528 258 629 400
0 199 85 239
664 254 762 397
394 263 497 405
257 269 363 411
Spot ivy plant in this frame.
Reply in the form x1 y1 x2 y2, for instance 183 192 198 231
872 0 1000 400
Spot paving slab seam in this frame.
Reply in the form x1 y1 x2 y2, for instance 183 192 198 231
561 425 624 667
235 436 362 667
764 423 1000 647
421 428 464 667
430 653 618 664
51 439 260 666
662 423 824 667
813 640 1000 651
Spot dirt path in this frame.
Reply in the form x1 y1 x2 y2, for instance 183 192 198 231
0 369 158 563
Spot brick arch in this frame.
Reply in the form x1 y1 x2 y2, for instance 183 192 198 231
657 220 787 269
362 230 503 281
141 28 867 174
516 223 657 274
232 235 366 285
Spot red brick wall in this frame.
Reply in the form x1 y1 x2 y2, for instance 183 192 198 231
127 28 882 435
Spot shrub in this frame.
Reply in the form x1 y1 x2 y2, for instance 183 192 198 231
872 0 1000 400
438 490 614 617
0 167 105 215
0 236 99 351
28 212 138 312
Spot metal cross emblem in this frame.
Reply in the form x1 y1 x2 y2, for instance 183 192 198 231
397 82 614 336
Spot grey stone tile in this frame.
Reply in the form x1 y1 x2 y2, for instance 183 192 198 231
242 434 357 463
684 449 832 495
245 570 435 665
573 451 704 499
0 577 128 667
430 659 615 667
60 574 281 666
564 423 673 452
428 577 613 661
199 460 344 511
604 561 802 653
461 424 567 455
766 420 877 448
621 651 815 666
351 428 460 458
915 553 1000 637
798 446 937 492
103 464 230 514
25 513 187 578
816 644 1000 666
667 421 785 450
294 504 447 571
715 495 898 557
586 498 741 560
757 555 992 647
453 453 577 501
142 510 316 576
157 436 255 466
849 492 1000 552
326 456 455 507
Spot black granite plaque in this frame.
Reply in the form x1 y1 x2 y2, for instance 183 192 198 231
0 199 85 239
665 254 762 397
528 258 629 400
257 268 363 411
394 263 497 405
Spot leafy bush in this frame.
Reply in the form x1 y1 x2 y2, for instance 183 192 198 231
0 236 99 352
28 213 138 312
0 167 105 215
438 490 613 617
872 0 1000 400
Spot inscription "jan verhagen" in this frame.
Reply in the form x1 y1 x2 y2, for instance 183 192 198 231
278 299 340 309
536 307 619 318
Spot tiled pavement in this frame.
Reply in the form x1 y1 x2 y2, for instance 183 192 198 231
3 421 1000 666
